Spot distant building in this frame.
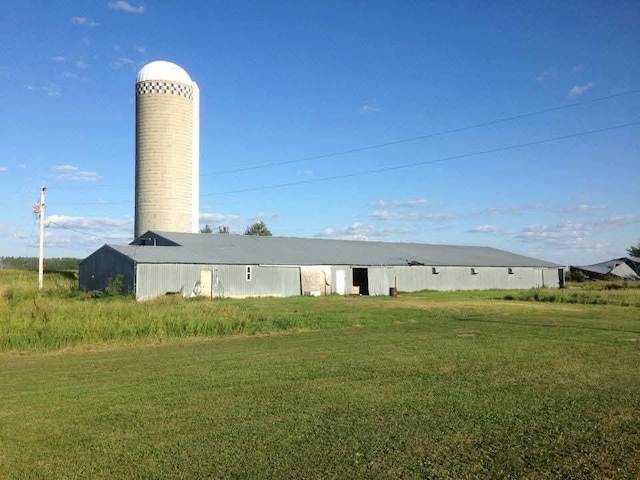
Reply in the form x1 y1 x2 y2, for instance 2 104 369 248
135 61 199 238
79 232 564 300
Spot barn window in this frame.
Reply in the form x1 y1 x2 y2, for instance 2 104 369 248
470 267 478 275
432 267 439 275
508 267 514 275
246 266 252 281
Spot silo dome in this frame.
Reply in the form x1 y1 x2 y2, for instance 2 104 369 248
136 60 192 84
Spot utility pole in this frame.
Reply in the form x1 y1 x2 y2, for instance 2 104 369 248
38 186 46 289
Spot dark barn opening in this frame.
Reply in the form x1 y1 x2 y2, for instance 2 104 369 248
352 268 369 295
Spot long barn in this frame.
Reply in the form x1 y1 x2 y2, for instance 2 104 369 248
79 231 563 301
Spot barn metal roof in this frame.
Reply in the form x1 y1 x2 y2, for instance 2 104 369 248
571 258 640 280
98 231 560 268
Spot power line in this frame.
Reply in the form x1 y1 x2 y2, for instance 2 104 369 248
60 182 132 191
55 199 133 207
47 221 130 241
202 121 640 196
44 91 640 208
202 88 640 177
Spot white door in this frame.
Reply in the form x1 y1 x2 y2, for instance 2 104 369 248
200 270 213 298
336 269 346 295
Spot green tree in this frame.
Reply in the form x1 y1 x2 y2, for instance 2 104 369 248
243 221 272 236
218 225 229 234
628 242 640 257
105 274 126 296
200 224 213 233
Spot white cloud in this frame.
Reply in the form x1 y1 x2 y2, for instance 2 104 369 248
43 83 61 97
421 212 453 222
469 203 550 217
48 214 132 231
52 55 90 72
135 46 146 54
199 212 241 224
107 1 145 14
44 215 133 249
316 222 375 241
517 223 590 249
568 82 595 98
570 64 584 73
71 16 99 27
468 224 503 234
0 166 8 173
111 57 135 69
372 199 434 208
471 205 524 216
369 210 418 221
601 215 640 229
561 204 608 214
53 164 101 181
517 215 640 250
395 199 431 207
250 212 282 222
536 71 556 82
369 205 452 222
25 83 35 91
316 222 419 241
359 102 380 115
62 71 88 81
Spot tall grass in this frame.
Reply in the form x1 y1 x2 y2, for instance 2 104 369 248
0 270 395 352
500 285 640 307
2 269 639 353
573 279 640 290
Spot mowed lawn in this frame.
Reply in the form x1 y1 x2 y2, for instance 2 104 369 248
1 285 639 478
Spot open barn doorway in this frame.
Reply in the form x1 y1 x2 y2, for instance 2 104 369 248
352 268 369 295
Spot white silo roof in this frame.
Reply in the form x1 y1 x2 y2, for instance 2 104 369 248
136 61 192 84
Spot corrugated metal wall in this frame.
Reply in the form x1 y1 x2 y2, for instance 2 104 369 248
296 265 560 297
135 264 301 301
297 265 561 296
366 265 561 294
78 248 135 294
81 252 562 300
212 265 300 298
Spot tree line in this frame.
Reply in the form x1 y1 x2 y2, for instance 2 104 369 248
0 257 81 271
200 221 272 236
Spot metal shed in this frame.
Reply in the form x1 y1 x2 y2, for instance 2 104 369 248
79 231 563 301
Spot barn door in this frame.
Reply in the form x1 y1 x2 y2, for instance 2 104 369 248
200 270 213 298
353 268 369 295
336 269 346 295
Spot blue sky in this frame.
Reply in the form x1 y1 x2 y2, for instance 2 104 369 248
0 1 638 265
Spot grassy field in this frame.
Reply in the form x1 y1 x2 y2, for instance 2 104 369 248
1 270 639 478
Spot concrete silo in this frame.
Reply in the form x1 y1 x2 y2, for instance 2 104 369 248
135 60 200 238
